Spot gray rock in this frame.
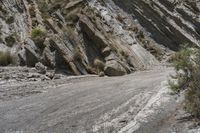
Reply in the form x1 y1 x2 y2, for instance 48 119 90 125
42 46 56 68
35 62 47 74
98 71 105 77
18 48 26 66
27 73 41 79
105 53 118 61
41 75 51 81
49 36 80 75
102 47 111 57
104 60 127 76
24 38 40 67
45 72 55 80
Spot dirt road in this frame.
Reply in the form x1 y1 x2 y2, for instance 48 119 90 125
0 67 174 133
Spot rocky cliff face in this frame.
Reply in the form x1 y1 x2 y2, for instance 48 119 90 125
113 0 200 50
0 0 199 76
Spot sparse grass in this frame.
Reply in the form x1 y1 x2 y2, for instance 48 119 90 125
31 28 47 49
31 28 47 39
168 80 180 93
168 45 193 92
172 46 193 72
0 51 13 66
168 75 188 93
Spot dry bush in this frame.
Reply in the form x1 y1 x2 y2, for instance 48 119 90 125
31 28 47 49
0 51 13 66
94 58 105 72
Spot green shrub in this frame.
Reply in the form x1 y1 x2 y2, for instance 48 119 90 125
172 45 193 72
31 28 47 49
168 80 180 93
185 50 200 118
0 51 12 66
31 28 47 39
169 45 200 119
168 75 188 93
168 45 193 92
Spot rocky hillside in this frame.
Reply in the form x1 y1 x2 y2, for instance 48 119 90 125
113 0 200 50
0 0 199 76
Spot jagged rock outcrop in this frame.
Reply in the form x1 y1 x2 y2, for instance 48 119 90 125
113 0 200 50
104 60 127 76
0 0 199 76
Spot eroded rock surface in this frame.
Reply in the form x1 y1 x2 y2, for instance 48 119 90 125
0 0 160 76
1 0 199 76
113 0 200 50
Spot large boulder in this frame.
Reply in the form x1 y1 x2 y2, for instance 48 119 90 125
79 14 108 49
104 60 127 76
18 48 26 66
24 38 40 67
41 39 56 68
49 36 81 75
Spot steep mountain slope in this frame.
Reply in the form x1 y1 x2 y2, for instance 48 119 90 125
113 0 200 50
0 0 158 76
0 0 199 76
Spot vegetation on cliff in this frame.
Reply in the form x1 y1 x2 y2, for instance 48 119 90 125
169 45 200 119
